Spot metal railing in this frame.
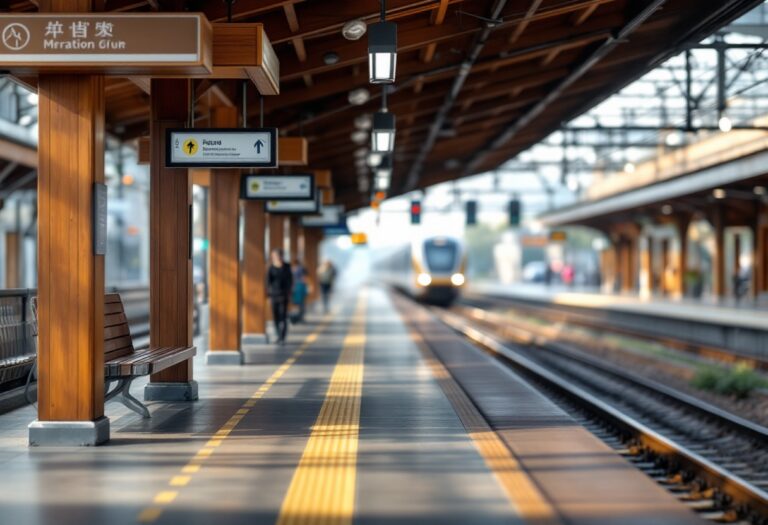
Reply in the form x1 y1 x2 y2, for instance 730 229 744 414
0 289 35 391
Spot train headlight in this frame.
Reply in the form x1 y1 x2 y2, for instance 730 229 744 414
451 273 465 286
417 273 432 287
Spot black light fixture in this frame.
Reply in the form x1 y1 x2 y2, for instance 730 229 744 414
368 0 397 84
376 155 392 177
372 88 395 153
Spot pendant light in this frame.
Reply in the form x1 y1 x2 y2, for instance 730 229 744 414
368 0 397 83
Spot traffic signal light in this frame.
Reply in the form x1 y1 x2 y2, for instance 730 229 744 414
410 200 421 224
509 199 521 227
466 200 477 226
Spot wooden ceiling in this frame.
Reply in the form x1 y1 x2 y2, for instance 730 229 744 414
2 0 763 210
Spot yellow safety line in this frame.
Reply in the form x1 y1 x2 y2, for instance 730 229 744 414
137 316 333 524
276 290 368 525
409 328 564 525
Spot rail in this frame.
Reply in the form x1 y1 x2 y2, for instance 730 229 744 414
433 303 768 523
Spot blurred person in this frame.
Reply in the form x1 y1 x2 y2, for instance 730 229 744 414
291 260 309 323
317 259 337 313
266 248 293 344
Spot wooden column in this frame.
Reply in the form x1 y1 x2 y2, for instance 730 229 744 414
756 205 768 298
305 228 321 303
243 200 267 343
146 79 197 400
5 232 20 289
673 215 690 298
639 236 652 297
207 107 242 364
712 205 726 298
31 0 107 446
269 213 285 253
289 216 300 262
265 214 285 323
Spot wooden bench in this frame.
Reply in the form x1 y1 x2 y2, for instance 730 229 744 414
34 293 196 418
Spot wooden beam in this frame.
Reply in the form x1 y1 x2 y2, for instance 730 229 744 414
509 0 544 44
572 2 601 26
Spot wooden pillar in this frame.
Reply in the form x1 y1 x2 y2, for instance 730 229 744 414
305 228 321 303
289 216 300 262
713 205 726 298
673 215 690 298
5 232 20 289
639 236 652 298
269 213 285 254
207 108 242 364
243 201 267 343
145 79 197 401
756 205 768 298
31 0 107 446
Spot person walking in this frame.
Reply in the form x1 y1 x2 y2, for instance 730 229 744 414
290 259 308 323
317 259 337 313
266 248 293 344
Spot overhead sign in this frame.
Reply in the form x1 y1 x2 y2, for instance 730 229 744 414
241 174 314 201
301 205 345 227
266 196 319 215
549 230 568 242
167 128 277 168
0 14 212 75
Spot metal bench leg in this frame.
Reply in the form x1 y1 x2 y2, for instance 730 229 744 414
119 379 151 419
105 378 151 418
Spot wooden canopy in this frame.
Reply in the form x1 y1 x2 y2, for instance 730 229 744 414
2 0 762 209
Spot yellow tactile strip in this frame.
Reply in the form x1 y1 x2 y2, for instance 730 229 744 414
276 290 368 525
137 316 332 524
408 327 564 525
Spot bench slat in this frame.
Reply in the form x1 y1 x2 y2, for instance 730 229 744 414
104 302 124 315
108 346 196 377
104 324 130 340
104 312 127 329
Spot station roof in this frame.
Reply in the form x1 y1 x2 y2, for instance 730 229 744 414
3 0 763 210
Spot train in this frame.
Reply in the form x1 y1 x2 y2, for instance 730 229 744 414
376 236 467 306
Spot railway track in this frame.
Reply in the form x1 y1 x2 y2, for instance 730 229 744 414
428 303 768 525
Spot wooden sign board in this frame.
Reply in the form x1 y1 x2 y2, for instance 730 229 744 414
166 128 277 168
321 188 335 205
241 174 315 201
0 14 212 75
212 23 279 95
313 170 332 189
278 137 308 166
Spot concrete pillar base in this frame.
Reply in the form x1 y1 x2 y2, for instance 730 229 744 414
29 416 110 447
144 381 199 402
205 350 244 365
242 333 269 345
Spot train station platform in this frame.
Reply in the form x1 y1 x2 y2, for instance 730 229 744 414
0 286 704 525
468 282 768 359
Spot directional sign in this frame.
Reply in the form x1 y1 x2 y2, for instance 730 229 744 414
301 205 345 227
241 174 314 201
166 128 277 168
266 195 319 215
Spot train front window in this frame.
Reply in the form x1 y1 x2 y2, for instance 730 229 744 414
424 240 457 272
